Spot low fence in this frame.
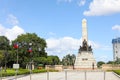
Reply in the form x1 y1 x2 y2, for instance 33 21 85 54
45 65 63 71
102 64 120 70
1 70 120 80
46 70 107 80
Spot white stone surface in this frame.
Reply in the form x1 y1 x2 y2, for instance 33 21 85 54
2 71 120 80
74 51 97 69
82 18 88 42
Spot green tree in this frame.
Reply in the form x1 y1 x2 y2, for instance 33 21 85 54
115 58 120 64
0 36 10 50
11 33 47 68
107 61 114 64
97 61 105 68
0 36 10 71
0 51 3 65
33 57 47 67
47 56 60 65
62 54 76 66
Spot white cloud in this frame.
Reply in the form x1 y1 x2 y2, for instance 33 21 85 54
46 37 101 59
46 37 81 51
0 24 25 41
0 24 7 35
84 0 120 16
7 14 19 25
0 14 25 41
97 55 112 62
78 0 86 6
112 25 120 31
89 41 100 49
46 37 80 59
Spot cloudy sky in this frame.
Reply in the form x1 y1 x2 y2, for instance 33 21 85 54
0 0 120 62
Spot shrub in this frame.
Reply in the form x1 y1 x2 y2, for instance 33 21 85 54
32 69 47 73
1 68 58 77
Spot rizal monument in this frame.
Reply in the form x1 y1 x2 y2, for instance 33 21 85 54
74 19 97 69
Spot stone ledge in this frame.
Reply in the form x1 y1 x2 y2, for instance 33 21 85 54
113 72 120 78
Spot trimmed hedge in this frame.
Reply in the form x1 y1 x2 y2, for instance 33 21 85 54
32 69 47 73
1 69 30 77
32 69 58 73
0 68 58 77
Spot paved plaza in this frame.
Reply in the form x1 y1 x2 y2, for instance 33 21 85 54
2 71 120 80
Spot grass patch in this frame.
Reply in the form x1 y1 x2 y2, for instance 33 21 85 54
113 70 120 75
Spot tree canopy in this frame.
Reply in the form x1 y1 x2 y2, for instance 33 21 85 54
97 61 105 68
62 54 76 66
0 36 10 50
0 36 10 67
10 33 48 68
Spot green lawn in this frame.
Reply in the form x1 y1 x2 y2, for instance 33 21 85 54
113 70 120 75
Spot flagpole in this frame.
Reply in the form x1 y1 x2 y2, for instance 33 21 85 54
13 42 19 80
17 48 18 64
29 43 32 80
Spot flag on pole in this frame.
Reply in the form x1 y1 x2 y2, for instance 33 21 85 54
13 43 19 49
28 48 32 53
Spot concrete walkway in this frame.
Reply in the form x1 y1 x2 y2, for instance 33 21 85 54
2 71 120 80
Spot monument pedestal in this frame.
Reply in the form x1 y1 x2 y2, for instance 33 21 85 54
74 51 97 69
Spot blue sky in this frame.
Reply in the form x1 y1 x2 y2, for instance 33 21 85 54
0 0 120 62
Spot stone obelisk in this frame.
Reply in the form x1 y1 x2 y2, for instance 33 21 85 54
82 19 88 43
74 19 97 70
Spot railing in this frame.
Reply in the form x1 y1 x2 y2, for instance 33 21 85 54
46 70 106 80
1 70 120 80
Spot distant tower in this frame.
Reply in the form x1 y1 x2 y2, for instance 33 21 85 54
112 37 120 61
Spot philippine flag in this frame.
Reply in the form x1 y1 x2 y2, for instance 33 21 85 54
28 48 32 53
13 43 19 49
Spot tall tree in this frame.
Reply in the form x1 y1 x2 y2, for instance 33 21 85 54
47 55 60 65
97 61 105 68
0 36 10 50
11 33 47 68
0 36 10 71
115 58 120 64
0 51 3 66
62 54 76 66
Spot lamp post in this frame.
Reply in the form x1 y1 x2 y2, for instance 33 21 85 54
13 43 19 64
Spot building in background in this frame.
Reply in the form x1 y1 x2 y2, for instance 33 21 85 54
112 37 120 61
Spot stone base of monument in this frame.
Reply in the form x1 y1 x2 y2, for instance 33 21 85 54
74 51 97 70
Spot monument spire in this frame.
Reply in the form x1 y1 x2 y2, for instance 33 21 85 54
74 19 97 70
82 18 88 43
